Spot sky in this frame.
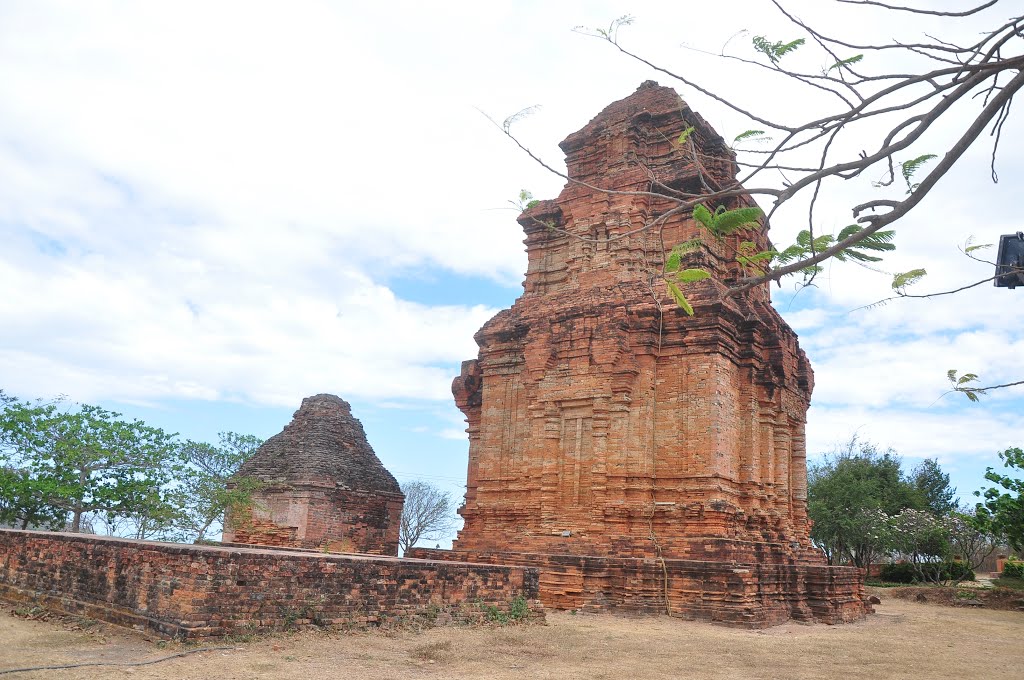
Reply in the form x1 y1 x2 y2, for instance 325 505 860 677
1 1 1021 544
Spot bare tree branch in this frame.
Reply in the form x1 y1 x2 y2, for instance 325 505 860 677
836 0 1000 18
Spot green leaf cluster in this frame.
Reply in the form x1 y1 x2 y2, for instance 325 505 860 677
775 226 895 282
974 446 1024 551
901 154 938 193
947 369 983 402
736 240 775 276
662 239 709 316
828 54 864 72
692 203 764 239
891 268 928 292
732 129 769 144
177 432 264 541
752 35 805 64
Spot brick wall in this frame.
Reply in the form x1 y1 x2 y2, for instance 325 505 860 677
224 486 403 555
407 547 868 628
0 530 541 640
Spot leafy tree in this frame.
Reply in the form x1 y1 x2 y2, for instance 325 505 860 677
0 466 66 530
398 480 457 554
0 395 180 533
888 508 952 584
178 432 263 542
808 436 923 567
911 458 957 517
946 508 996 581
975 446 1024 552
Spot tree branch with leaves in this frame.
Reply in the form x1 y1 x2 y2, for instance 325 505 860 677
499 1 1022 396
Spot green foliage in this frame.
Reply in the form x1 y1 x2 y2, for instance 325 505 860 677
691 203 763 239
994 575 1024 590
808 436 930 567
892 268 928 292
665 281 694 316
591 15 634 41
733 129 768 144
975 446 1024 551
775 226 895 283
675 268 711 283
508 595 530 621
483 596 529 625
484 603 508 624
828 54 864 72
0 394 181 534
878 561 974 584
888 508 954 583
912 459 957 517
178 432 263 542
663 239 706 314
901 154 938 193
516 189 540 212
947 369 984 401
752 36 805 64
676 126 695 146
833 225 896 262
0 466 66 530
963 236 992 254
736 241 777 276
1002 559 1024 579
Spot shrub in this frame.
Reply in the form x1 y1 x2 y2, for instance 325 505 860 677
878 561 975 584
879 562 917 583
1003 559 1024 579
508 595 530 621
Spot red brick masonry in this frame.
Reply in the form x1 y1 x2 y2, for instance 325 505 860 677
0 530 541 640
407 547 868 628
435 82 872 625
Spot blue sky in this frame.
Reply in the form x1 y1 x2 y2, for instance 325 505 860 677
2 1 1021 544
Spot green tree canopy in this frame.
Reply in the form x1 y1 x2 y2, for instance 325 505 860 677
177 431 263 542
808 436 928 567
975 446 1024 552
0 394 181 533
911 458 957 517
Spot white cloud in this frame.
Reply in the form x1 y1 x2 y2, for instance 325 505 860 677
0 0 1020 497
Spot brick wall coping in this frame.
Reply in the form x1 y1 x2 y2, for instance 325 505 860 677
1 529 519 571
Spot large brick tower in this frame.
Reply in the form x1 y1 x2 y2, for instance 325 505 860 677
410 82 869 626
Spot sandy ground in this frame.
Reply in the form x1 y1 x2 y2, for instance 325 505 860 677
2 598 1022 680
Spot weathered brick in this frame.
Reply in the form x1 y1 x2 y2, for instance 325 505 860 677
427 81 869 625
0 530 542 639
223 394 403 555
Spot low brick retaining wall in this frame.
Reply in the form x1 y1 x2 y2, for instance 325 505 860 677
0 530 541 640
407 547 869 627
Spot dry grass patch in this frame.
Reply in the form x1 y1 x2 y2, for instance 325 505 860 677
1 598 1021 679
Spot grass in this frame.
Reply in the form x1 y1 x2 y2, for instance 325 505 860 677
993 575 1024 591
5 600 1024 680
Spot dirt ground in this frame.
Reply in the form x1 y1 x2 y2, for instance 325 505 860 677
2 598 1022 680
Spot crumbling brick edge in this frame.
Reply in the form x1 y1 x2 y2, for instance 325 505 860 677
407 547 872 628
0 529 543 640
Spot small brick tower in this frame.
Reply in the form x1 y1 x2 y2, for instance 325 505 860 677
223 394 404 555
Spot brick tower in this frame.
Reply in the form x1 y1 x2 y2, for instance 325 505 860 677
409 82 869 626
224 394 404 555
